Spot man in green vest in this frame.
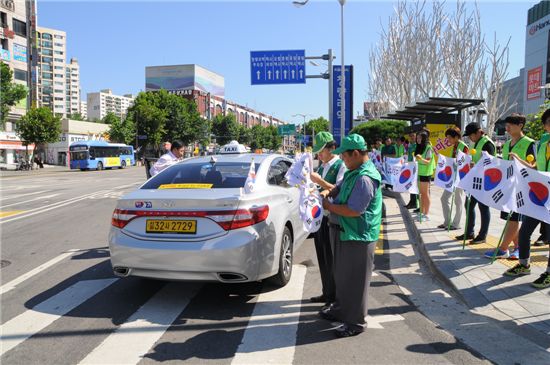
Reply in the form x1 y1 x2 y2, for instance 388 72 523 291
319 134 382 338
534 130 550 246
483 114 536 259
395 137 406 158
309 132 347 306
504 109 550 289
456 122 496 244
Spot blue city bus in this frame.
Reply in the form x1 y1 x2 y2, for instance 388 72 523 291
69 140 135 171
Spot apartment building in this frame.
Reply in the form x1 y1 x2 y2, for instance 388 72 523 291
87 89 134 121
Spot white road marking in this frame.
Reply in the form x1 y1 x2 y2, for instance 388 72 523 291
79 283 198 365
0 190 49 201
0 249 79 295
231 265 307 365
365 314 405 329
0 193 60 209
0 279 118 356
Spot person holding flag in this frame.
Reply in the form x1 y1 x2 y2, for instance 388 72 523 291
456 123 496 244
396 137 406 158
438 126 468 230
405 132 418 209
534 130 550 247
308 132 347 306
415 132 436 221
503 110 550 288
319 134 382 337
484 114 536 259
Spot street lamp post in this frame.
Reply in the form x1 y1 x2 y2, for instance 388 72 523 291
292 113 312 151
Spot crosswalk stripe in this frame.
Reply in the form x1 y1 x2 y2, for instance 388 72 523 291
231 265 307 365
79 283 198 365
0 279 117 356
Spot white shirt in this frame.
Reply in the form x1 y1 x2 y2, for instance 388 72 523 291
150 151 181 177
320 156 346 186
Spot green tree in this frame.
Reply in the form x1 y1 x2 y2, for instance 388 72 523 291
67 113 85 121
525 100 550 141
107 113 135 144
266 125 281 151
15 107 61 158
1 62 27 128
126 91 168 154
237 124 252 146
212 114 240 145
304 117 329 136
102 112 119 125
249 124 270 150
350 119 407 147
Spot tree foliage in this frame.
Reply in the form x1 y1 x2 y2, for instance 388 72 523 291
303 117 329 136
212 114 240 145
350 120 408 147
107 113 135 145
15 107 61 156
525 100 550 141
67 113 85 121
1 62 27 127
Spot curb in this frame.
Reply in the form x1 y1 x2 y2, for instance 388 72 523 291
384 190 467 304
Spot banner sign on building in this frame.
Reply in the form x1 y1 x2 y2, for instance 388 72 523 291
332 65 353 143
527 66 543 100
13 43 26 62
0 49 9 61
250 50 306 85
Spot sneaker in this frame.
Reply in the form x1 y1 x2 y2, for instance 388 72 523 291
413 208 421 213
418 214 430 221
437 224 447 229
531 272 550 289
470 236 486 245
455 233 475 241
334 324 364 338
504 264 531 276
484 249 509 259
508 248 519 260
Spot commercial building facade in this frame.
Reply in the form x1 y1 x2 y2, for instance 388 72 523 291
87 89 134 121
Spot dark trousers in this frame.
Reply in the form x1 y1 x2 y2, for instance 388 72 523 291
519 216 550 266
329 226 375 331
539 224 548 242
465 196 490 239
313 217 335 302
407 193 418 206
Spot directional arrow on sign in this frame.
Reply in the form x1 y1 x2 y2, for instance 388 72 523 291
256 71 261 80
275 70 280 79
267 70 272 79
299 69 304 78
291 70 295 78
283 70 287 79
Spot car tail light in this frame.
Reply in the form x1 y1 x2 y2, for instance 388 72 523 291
111 205 269 231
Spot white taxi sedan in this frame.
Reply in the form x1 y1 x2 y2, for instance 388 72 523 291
109 147 307 286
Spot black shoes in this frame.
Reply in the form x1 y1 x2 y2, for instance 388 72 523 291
319 306 338 321
470 236 486 244
533 235 550 246
404 202 417 209
455 233 474 241
334 324 364 338
310 295 327 303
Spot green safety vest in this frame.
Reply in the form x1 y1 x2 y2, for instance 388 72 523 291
417 144 436 177
407 143 417 162
317 158 344 185
536 140 550 172
338 161 382 242
395 144 405 158
471 135 496 163
538 133 550 152
453 140 468 157
502 135 535 161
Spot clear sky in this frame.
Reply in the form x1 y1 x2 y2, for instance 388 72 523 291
37 0 535 125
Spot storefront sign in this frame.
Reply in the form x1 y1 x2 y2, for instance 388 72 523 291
527 66 543 100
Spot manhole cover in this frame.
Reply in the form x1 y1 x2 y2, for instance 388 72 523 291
1 260 11 268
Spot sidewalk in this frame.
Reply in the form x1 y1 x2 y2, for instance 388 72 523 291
0 164 74 178
389 186 550 346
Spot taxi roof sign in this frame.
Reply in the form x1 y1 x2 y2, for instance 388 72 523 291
219 141 248 154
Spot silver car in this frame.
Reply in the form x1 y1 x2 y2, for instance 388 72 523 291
109 152 307 286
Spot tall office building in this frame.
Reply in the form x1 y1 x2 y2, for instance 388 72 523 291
87 89 134 121
79 101 87 120
36 26 67 115
66 57 80 116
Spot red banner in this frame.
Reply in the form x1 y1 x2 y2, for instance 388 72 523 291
527 66 543 100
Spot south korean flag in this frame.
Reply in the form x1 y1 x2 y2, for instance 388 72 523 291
455 149 472 183
458 151 516 212
434 154 456 192
512 159 550 224
393 162 419 194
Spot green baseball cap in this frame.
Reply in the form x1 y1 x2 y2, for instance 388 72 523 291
312 131 335 153
333 134 368 154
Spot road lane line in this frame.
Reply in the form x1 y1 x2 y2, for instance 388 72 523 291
0 190 49 201
0 211 25 218
0 249 80 295
231 265 307 365
0 279 118 356
0 194 60 209
79 283 198 365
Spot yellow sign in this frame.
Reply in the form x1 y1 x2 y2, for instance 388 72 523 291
158 183 213 189
105 157 120 167
425 124 455 157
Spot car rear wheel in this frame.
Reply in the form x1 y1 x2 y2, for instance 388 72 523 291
120 160 126 169
96 162 103 171
268 226 293 287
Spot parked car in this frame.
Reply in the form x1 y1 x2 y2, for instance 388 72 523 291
109 144 307 287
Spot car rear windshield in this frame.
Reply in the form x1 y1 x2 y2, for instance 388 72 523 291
141 162 260 189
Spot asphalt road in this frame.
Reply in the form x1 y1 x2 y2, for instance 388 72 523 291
1 167 489 364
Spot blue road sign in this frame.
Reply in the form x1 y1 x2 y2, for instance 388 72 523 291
251 50 306 85
332 65 353 144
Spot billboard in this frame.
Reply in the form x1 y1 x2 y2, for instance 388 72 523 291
524 13 550 114
332 65 353 144
13 44 27 62
527 66 543 100
145 64 225 97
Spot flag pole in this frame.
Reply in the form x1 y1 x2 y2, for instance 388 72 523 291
491 211 512 264
462 195 471 250
419 188 423 223
447 188 455 232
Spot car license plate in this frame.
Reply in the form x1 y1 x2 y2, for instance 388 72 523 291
146 219 197 234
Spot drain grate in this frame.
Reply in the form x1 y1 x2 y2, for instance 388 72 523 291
1 260 11 268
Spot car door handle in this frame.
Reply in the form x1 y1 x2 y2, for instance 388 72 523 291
286 197 293 203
